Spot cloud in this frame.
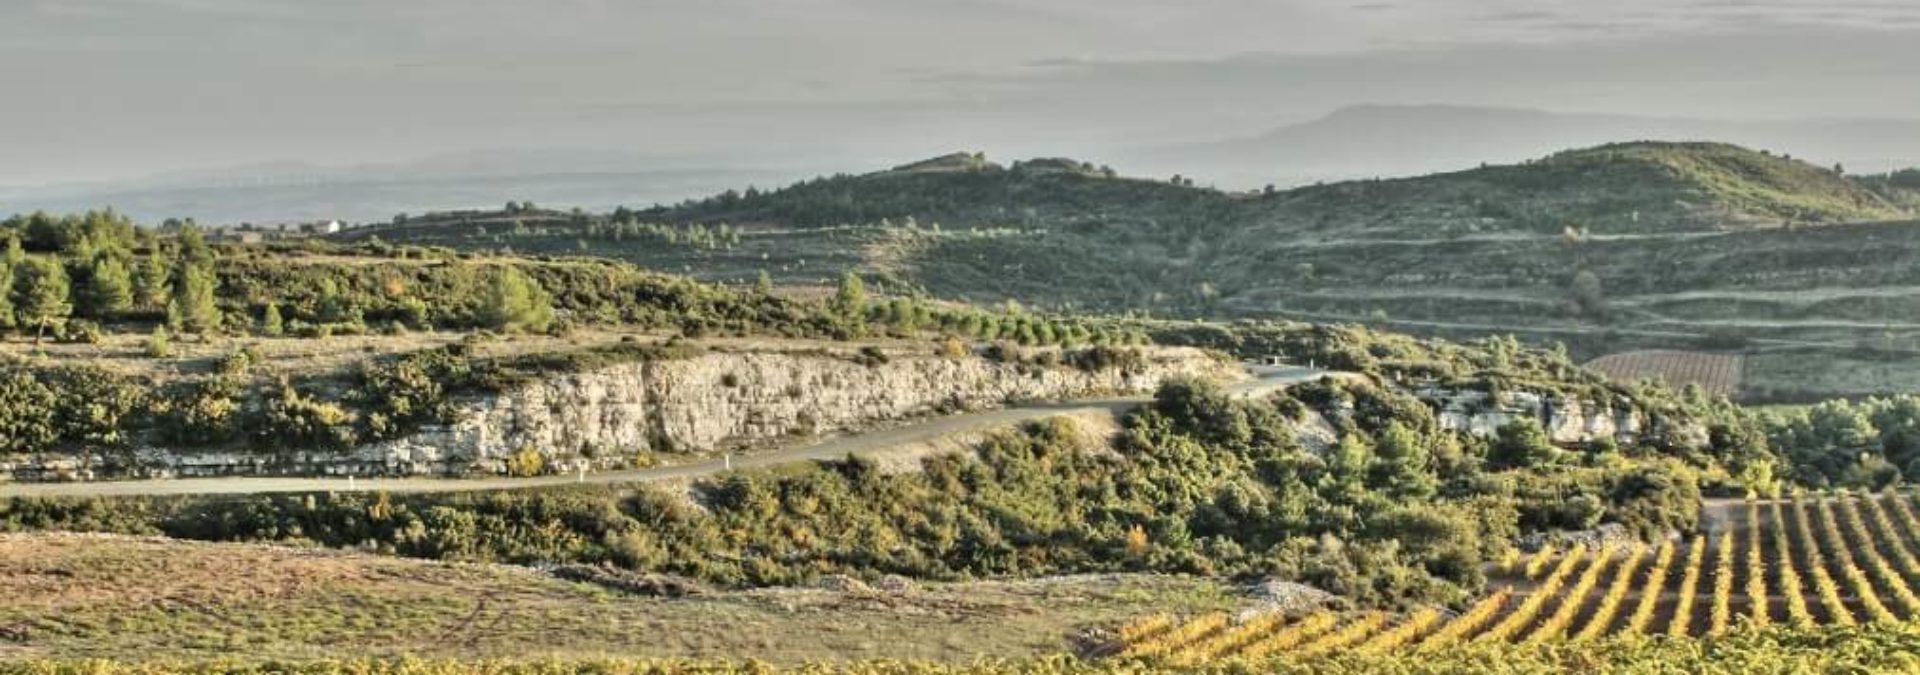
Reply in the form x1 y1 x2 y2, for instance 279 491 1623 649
939 25 1920 135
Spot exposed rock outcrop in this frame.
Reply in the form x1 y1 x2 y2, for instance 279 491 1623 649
3 346 1237 481
1413 385 1708 448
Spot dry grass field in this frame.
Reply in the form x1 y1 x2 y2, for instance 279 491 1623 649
0 534 1238 663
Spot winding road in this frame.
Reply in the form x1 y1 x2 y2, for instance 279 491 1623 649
0 365 1332 499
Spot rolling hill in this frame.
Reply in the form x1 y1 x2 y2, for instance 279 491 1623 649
345 141 1920 400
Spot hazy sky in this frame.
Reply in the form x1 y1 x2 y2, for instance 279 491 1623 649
5 0 1920 185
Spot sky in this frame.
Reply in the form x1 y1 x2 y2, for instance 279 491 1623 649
4 0 1920 186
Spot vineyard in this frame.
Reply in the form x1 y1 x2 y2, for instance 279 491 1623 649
1583 349 1744 397
1116 490 1920 663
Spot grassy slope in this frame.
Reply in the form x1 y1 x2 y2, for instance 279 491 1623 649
0 533 1237 662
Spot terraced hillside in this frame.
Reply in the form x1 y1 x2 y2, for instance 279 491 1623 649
1115 490 1920 663
342 142 1920 400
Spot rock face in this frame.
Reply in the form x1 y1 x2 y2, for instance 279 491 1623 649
1412 385 1708 448
368 347 1236 475
3 347 1237 481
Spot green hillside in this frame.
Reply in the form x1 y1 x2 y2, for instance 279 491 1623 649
1234 141 1905 240
642 141 1903 237
346 141 1920 400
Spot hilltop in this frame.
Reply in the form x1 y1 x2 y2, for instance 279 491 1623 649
1234 141 1905 239
1130 104 1920 189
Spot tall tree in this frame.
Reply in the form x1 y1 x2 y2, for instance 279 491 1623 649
0 238 16 330
85 255 134 317
169 261 222 335
1371 421 1438 500
15 257 72 344
177 225 214 267
833 270 866 319
828 269 870 336
133 248 171 310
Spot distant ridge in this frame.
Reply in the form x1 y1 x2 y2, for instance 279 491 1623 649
1134 104 1920 189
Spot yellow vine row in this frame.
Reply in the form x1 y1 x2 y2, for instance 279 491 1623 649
1816 495 1898 624
1862 491 1920 598
1746 501 1770 628
1415 588 1513 650
1770 499 1815 628
1478 543 1591 644
1523 545 1619 644
1234 612 1339 661
1573 545 1648 642
1668 535 1708 637
1171 611 1290 663
1667 536 1709 637
1525 544 1560 580
1792 494 1856 627
1622 540 1677 635
1118 614 1175 644
1293 613 1393 656
1354 608 1444 655
1123 613 1228 658
1709 530 1736 635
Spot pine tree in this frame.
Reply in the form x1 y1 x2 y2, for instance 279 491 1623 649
1371 421 1438 499
134 248 171 310
85 255 133 317
177 225 213 267
833 270 866 316
480 267 553 332
0 240 15 330
755 270 774 295
15 257 72 344
261 302 285 337
169 260 222 335
832 270 867 335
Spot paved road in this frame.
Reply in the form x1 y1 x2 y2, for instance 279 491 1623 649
0 365 1331 498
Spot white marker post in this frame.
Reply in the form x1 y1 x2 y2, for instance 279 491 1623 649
724 453 733 471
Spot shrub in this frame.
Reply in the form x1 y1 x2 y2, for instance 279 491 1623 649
504 446 547 477
144 327 173 358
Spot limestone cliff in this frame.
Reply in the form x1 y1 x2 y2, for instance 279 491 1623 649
1412 385 1709 448
7 346 1237 480
366 346 1238 475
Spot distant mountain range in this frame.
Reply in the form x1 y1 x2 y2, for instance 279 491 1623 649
0 148 838 225
1128 104 1920 189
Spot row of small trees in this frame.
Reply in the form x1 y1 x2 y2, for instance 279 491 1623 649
0 228 220 342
